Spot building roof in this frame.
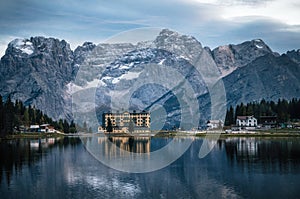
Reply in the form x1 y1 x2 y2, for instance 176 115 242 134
40 124 50 127
207 120 223 124
237 116 256 120
30 125 40 129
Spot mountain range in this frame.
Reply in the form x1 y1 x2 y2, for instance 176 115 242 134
0 29 299 129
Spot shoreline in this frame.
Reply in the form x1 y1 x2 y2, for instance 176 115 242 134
1 130 300 140
1 132 65 140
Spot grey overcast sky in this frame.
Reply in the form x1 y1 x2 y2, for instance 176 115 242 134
0 0 300 56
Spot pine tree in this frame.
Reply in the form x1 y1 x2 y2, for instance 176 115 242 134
225 109 230 126
63 119 70 134
23 108 29 126
4 95 14 134
69 120 77 134
246 102 254 116
106 118 113 133
229 106 234 125
58 119 64 131
83 121 88 132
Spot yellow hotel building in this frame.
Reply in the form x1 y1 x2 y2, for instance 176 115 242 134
101 111 150 133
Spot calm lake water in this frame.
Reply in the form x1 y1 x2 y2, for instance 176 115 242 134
1 136 300 199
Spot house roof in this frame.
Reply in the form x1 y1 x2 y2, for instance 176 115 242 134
237 116 247 120
30 125 40 128
207 120 223 124
40 124 50 127
237 116 256 120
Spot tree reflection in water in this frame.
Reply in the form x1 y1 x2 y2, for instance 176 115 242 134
222 137 300 173
0 137 81 186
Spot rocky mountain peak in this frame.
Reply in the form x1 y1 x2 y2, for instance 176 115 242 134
74 41 96 52
212 38 274 76
4 36 73 60
0 36 75 120
7 38 34 56
155 29 201 47
74 41 96 64
286 49 300 64
154 29 203 62
239 39 273 54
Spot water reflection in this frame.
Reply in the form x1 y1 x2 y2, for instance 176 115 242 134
1 137 300 198
222 137 300 173
99 136 151 154
83 135 195 173
0 137 81 186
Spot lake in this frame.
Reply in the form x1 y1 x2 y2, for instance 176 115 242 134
1 136 300 198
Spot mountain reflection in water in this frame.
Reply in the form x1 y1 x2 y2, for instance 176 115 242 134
0 136 300 198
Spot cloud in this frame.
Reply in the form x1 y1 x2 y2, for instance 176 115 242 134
202 17 300 52
222 0 300 25
0 0 299 56
192 0 274 5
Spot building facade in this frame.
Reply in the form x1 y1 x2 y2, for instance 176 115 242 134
259 116 277 128
236 116 257 127
102 111 150 133
206 120 224 130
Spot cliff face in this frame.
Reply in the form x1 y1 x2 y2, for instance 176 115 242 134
0 37 75 120
223 53 300 107
211 39 276 76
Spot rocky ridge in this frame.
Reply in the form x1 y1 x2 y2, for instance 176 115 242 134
0 29 299 128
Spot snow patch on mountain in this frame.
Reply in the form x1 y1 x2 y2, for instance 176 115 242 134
120 71 141 80
66 79 106 94
10 38 34 55
255 44 263 49
158 59 165 65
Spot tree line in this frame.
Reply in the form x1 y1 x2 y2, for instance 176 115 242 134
225 98 300 126
0 95 76 137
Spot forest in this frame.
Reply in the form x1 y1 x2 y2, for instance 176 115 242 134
0 95 76 137
225 98 300 126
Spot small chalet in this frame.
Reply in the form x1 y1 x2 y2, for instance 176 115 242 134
236 116 257 127
40 124 55 133
260 116 277 128
29 124 55 133
29 125 40 132
207 120 224 130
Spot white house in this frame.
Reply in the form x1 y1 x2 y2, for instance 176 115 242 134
236 116 257 127
40 124 55 133
29 125 40 132
29 124 55 133
207 120 224 130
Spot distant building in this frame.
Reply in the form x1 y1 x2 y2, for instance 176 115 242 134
102 111 150 133
40 124 55 133
259 116 277 128
207 120 224 130
236 116 257 127
29 125 40 132
29 124 55 133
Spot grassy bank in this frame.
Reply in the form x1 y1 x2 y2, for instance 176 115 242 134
2 132 65 140
195 129 300 138
218 133 300 138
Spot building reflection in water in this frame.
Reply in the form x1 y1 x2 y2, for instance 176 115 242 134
29 137 59 149
236 138 258 156
223 138 259 162
222 137 300 173
98 136 151 158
